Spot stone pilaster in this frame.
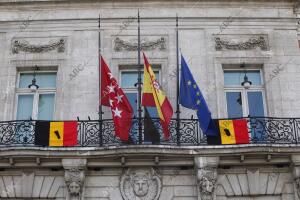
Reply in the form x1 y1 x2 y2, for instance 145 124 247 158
291 155 300 200
194 156 219 200
62 159 87 200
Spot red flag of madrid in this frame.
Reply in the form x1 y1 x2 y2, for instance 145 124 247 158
100 56 133 141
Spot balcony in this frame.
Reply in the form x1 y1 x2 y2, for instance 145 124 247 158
0 117 299 147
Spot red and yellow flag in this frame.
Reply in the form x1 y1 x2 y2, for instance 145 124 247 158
142 53 173 139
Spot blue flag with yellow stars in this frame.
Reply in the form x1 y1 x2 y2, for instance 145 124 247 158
180 55 218 136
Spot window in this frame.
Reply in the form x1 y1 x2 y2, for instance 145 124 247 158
224 69 267 141
224 70 266 118
16 71 57 120
120 67 161 143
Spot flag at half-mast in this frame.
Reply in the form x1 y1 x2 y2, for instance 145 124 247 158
142 53 173 139
100 56 133 141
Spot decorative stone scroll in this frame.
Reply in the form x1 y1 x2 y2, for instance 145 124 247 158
195 157 219 200
114 37 166 51
120 168 162 200
12 38 65 54
215 36 268 51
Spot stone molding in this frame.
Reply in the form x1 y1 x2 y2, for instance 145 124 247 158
62 159 87 200
114 37 166 51
120 167 162 200
215 36 268 51
12 38 65 54
1 145 300 158
195 157 219 200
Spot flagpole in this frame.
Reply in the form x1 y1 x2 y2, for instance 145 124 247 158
176 14 181 145
98 14 103 146
137 10 143 144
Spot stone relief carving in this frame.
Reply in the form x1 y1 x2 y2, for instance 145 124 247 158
215 36 268 51
120 168 162 200
114 37 166 51
64 167 85 200
12 38 65 54
197 167 217 200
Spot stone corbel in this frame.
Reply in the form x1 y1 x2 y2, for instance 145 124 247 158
62 159 87 200
194 157 219 200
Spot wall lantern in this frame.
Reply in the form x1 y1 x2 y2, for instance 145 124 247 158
240 63 252 89
28 65 39 92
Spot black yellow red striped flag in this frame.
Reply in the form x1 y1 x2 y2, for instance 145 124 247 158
207 119 249 145
35 121 77 146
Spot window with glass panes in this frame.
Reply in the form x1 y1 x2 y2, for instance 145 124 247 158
224 69 267 141
16 71 57 120
224 70 266 118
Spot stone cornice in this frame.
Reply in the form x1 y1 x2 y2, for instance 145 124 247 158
0 0 295 2
0 0 296 7
0 145 298 168
0 144 300 157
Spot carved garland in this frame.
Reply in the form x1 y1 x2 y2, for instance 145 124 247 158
215 36 268 51
114 37 166 51
12 39 65 54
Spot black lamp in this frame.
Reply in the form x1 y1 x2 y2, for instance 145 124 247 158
28 65 39 92
240 63 252 89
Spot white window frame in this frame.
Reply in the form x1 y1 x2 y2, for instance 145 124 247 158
223 69 267 118
15 71 57 120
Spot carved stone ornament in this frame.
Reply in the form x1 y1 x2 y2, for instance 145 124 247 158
120 168 162 200
215 36 268 51
64 168 85 199
12 38 65 54
197 167 217 200
114 37 166 51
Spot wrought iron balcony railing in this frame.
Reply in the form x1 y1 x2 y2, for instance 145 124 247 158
0 117 299 147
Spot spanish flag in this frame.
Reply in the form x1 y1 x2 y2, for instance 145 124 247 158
207 119 249 145
142 53 173 139
35 121 78 146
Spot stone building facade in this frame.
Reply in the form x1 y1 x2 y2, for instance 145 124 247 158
0 0 300 199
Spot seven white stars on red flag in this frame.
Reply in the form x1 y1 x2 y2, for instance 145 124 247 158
100 56 133 141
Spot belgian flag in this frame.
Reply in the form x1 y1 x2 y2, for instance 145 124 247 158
35 121 78 146
207 119 249 145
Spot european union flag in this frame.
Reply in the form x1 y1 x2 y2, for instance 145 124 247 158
180 55 218 136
